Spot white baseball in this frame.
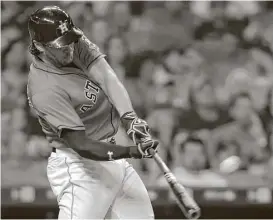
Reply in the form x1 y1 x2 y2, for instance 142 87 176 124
219 156 241 174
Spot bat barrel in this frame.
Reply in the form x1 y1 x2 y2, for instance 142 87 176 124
171 180 201 219
148 148 201 219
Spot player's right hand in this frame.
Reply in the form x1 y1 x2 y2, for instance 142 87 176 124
129 138 159 159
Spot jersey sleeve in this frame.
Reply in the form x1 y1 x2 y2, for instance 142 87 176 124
30 87 85 137
74 35 106 71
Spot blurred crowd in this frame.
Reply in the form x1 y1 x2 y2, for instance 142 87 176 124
1 1 273 187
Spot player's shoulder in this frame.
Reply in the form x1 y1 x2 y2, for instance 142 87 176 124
74 34 101 55
74 33 106 70
29 64 53 87
28 76 67 110
28 63 62 98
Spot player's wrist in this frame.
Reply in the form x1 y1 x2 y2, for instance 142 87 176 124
120 111 136 119
120 111 137 130
129 145 143 159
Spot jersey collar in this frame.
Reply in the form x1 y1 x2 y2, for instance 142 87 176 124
32 55 85 75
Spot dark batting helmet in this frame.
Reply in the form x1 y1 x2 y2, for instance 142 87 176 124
28 6 82 48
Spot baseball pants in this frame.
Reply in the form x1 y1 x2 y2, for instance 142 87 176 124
47 147 154 219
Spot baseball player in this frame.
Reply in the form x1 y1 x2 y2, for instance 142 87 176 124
27 6 158 219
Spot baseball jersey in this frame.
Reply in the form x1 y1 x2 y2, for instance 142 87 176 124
27 35 120 149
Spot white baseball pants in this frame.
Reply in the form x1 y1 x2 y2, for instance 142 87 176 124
47 147 154 219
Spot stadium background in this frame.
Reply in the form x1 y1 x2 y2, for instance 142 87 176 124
1 1 273 219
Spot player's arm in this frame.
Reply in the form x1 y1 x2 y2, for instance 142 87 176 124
89 59 159 155
30 87 150 161
88 58 133 116
62 129 144 160
75 35 133 116
76 35 158 155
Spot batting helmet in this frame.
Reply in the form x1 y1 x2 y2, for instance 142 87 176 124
28 6 82 48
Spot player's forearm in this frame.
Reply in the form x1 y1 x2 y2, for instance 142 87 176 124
62 129 141 160
69 137 132 161
87 58 134 116
104 73 134 116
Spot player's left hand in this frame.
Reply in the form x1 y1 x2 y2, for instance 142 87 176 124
129 138 159 159
138 137 159 158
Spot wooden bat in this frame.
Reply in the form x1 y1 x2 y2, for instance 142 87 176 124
148 148 201 219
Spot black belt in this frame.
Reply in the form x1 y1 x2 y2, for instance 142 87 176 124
52 147 56 153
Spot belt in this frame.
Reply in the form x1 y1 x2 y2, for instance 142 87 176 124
52 137 116 153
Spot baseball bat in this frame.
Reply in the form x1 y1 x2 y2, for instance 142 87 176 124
148 148 201 219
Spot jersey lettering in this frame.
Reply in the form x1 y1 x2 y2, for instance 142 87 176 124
85 80 100 93
80 104 93 113
85 92 97 103
84 80 100 104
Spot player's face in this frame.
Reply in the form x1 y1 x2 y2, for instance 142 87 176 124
45 43 74 66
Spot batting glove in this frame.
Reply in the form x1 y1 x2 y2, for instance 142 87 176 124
121 111 151 145
121 111 159 158
129 138 159 159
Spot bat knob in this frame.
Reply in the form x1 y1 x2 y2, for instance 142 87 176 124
188 208 201 219
147 148 157 156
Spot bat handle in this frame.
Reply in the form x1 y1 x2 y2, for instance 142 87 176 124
148 148 170 172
